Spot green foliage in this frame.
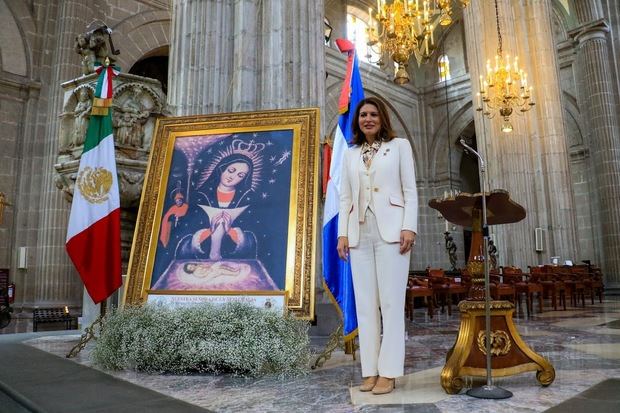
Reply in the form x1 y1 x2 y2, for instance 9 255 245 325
92 302 311 377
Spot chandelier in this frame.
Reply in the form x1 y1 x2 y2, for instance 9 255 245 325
366 0 470 84
476 0 535 133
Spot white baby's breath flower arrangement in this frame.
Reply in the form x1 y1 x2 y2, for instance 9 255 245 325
92 302 311 377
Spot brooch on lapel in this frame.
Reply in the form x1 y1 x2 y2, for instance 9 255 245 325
383 148 390 156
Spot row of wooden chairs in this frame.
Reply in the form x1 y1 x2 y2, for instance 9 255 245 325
405 264 605 320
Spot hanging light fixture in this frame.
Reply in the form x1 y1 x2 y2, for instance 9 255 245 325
476 0 535 133
366 0 469 84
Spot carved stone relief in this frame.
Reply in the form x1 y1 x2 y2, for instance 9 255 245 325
112 81 163 154
59 85 95 153
56 72 165 211
118 169 146 208
74 24 119 75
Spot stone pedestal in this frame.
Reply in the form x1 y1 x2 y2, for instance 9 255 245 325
441 300 555 394
54 72 165 307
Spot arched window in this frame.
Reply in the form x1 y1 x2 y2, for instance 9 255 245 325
438 54 451 82
346 7 380 64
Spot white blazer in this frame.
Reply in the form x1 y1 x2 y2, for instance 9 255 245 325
338 138 418 247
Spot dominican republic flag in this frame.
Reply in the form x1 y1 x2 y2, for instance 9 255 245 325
66 62 122 304
322 39 365 342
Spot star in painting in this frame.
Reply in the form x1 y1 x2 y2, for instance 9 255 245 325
270 155 276 162
253 133 258 138
261 193 268 199
272 169 277 174
266 140 273 146
268 178 276 184
273 150 291 166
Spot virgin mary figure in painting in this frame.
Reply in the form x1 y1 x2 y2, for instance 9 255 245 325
152 138 278 291
176 140 265 260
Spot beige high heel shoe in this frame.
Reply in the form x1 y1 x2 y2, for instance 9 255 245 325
372 376 395 395
359 376 378 392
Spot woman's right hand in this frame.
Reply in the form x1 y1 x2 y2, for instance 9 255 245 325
337 236 349 261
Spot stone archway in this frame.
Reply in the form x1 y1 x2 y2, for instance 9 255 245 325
111 10 171 75
129 46 169 95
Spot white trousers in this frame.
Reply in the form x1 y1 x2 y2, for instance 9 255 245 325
349 210 410 378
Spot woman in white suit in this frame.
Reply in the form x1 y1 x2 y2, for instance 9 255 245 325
337 96 418 395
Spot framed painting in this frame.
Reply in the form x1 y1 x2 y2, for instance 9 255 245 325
124 108 319 319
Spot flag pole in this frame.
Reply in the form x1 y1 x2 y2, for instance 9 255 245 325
65 55 121 358
318 38 364 369
312 323 357 369
66 299 107 358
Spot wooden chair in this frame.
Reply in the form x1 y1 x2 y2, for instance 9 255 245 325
427 268 468 316
489 270 516 302
548 266 585 308
531 265 566 311
406 275 434 319
501 266 544 316
572 264 604 304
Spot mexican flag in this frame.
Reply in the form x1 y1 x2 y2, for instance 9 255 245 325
66 62 122 304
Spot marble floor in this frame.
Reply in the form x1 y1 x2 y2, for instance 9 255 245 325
4 296 620 412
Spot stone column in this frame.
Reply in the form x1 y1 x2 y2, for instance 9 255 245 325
167 0 234 115
463 0 578 268
571 0 620 285
520 0 579 261
33 0 96 307
258 0 326 110
168 0 326 114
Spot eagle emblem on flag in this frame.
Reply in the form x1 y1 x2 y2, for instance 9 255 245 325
77 166 113 204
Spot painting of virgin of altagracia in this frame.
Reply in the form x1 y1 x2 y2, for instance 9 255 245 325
151 131 293 292
124 109 318 319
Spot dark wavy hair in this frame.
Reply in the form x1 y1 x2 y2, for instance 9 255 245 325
351 96 397 145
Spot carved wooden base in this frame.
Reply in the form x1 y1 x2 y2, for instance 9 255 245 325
441 300 555 394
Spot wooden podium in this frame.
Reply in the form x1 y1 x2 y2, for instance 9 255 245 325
440 300 555 394
429 190 555 394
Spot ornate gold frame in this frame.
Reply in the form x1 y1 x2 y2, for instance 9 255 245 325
123 108 319 319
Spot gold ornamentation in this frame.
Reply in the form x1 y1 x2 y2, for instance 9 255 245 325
367 0 469 84
476 0 535 133
441 303 555 394
77 166 113 204
536 368 555 386
458 300 514 312
477 329 511 356
466 260 484 276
